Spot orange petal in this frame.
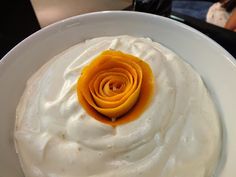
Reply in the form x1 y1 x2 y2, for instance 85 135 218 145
77 50 155 126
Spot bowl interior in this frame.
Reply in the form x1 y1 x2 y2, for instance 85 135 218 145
0 11 236 177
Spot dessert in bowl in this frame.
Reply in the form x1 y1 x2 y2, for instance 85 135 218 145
15 36 221 177
0 11 236 177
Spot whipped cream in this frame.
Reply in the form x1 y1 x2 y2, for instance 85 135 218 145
15 36 221 177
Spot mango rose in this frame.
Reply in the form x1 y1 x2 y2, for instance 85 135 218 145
77 50 154 126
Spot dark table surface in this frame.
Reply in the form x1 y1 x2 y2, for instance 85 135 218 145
170 11 236 58
0 1 40 59
0 1 236 59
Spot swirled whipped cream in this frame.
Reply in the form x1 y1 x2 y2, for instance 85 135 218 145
15 36 221 177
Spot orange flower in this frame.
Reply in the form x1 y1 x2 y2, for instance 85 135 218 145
77 50 154 126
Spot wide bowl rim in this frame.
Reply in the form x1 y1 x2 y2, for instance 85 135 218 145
1 11 236 67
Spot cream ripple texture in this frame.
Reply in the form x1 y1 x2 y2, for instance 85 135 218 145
15 36 221 177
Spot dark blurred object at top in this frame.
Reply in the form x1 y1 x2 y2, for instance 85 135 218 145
222 0 236 12
172 0 213 20
0 0 40 59
172 11 236 58
133 0 172 16
131 0 236 58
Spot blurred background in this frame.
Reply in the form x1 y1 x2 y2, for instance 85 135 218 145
0 0 235 59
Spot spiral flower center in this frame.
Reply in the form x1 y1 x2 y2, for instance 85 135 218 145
77 50 154 126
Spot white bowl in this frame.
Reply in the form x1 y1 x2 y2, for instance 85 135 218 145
0 11 236 177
